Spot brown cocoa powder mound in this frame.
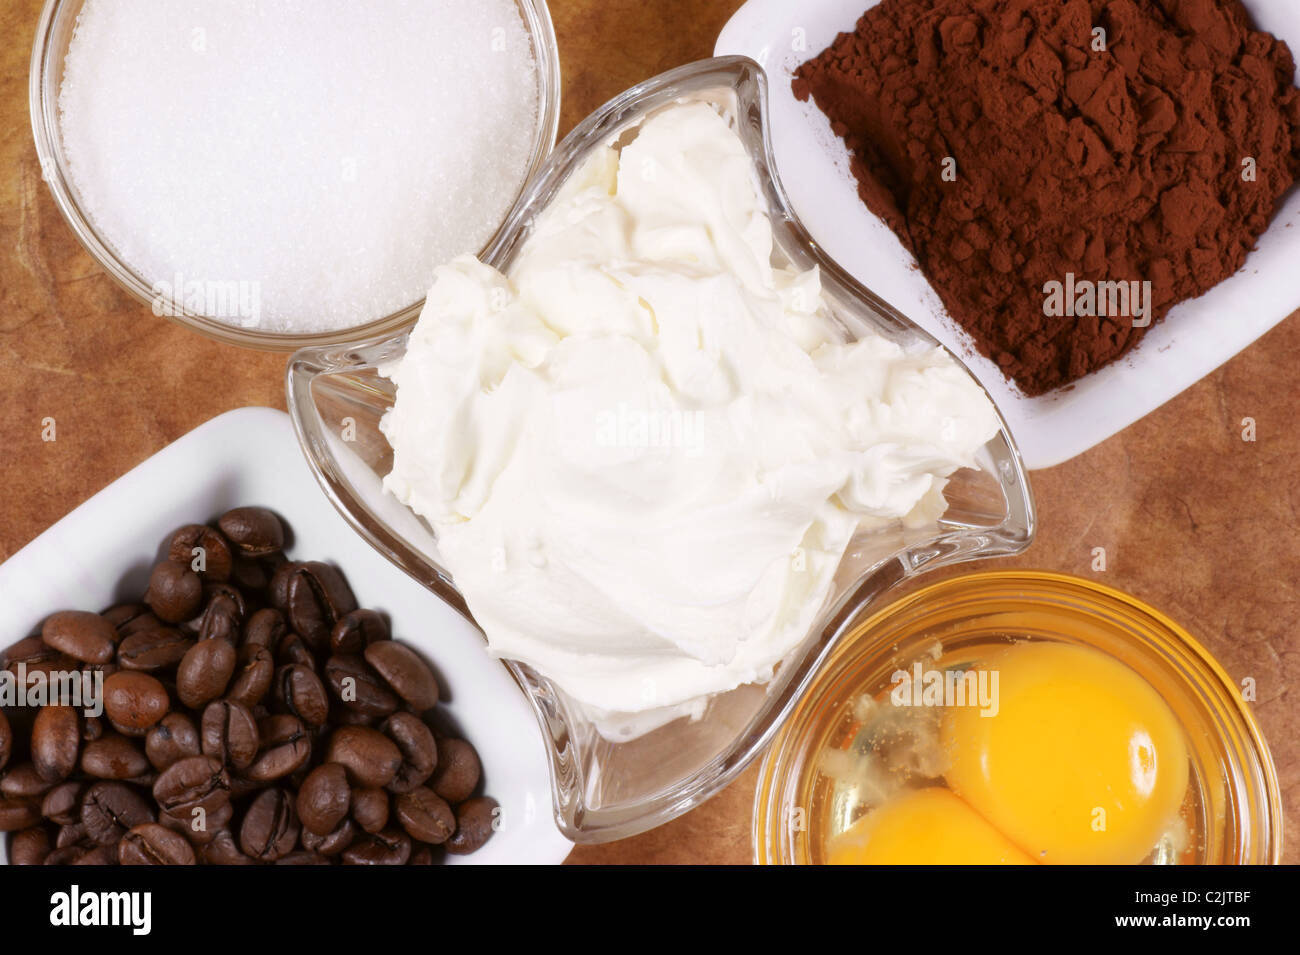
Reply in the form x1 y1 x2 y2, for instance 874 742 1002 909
793 0 1300 396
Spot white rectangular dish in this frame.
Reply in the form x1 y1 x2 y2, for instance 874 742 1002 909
0 407 571 865
717 0 1300 470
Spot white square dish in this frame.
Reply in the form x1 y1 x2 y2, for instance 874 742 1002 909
0 407 571 865
717 0 1300 470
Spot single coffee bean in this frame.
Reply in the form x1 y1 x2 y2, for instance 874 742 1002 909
43 844 91 865
429 738 481 804
119 822 196 865
159 800 232 846
81 734 150 779
41 611 116 664
244 715 311 782
145 561 204 624
274 664 329 727
9 825 52 864
81 781 155 845
101 602 149 635
32 705 81 782
117 628 193 672
341 827 410 865
276 633 315 669
268 561 301 614
276 851 331 865
103 671 170 731
300 816 356 857
0 708 10 771
0 797 41 831
200 700 259 770
327 726 401 788
242 608 286 650
56 822 88 847
194 594 242 646
330 609 388 654
394 787 454 844
350 786 389 833
330 703 378 728
144 713 201 772
2 762 56 798
197 829 256 865
116 610 164 638
70 844 120 865
40 781 85 825
153 755 230 819
409 845 435 865
176 638 236 708
364 640 439 711
167 525 235 583
286 562 357 652
296 762 350 836
240 787 300 861
381 711 437 793
227 644 274 709
325 654 399 718
446 796 499 855
218 507 285 558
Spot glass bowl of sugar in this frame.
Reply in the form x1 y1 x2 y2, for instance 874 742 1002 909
29 0 560 349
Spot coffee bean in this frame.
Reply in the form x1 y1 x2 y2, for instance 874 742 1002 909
81 716 104 742
118 628 193 672
300 816 356 856
227 644 274 709
394 787 454 844
429 738 481 804
351 786 389 833
176 638 236 709
81 781 155 845
0 709 10 771
276 632 316 669
70 843 119 865
324 654 399 718
0 797 41 831
409 845 436 865
446 796 498 854
274 663 329 727
153 755 230 819
239 787 300 861
119 822 196 865
286 562 356 652
341 827 410 865
330 609 388 654
32 706 81 782
364 640 439 711
242 608 286 649
9 825 51 864
200 700 258 770
229 557 270 592
144 713 201 772
268 561 300 613
244 715 311 782
194 594 242 645
103 671 170 731
81 734 150 779
197 829 255 865
381 711 437 794
218 507 285 558
296 762 350 836
40 781 84 825
146 561 204 624
115 609 164 638
101 602 148 636
41 611 116 664
56 822 88 848
167 525 235 583
2 762 56 798
327 726 401 788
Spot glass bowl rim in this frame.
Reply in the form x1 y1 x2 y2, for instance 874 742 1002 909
27 0 562 351
753 569 1284 865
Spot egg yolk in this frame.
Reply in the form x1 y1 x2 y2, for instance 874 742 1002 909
941 642 1188 864
828 787 1036 864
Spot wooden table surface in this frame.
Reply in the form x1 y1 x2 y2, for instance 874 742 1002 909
1 0 1295 865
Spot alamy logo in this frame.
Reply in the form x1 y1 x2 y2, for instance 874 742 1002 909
152 274 262 326
49 886 151 935
889 662 999 717
1043 272 1152 328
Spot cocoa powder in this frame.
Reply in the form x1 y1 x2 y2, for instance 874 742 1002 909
793 0 1300 395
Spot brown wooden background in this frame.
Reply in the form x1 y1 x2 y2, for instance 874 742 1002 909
1 0 1295 864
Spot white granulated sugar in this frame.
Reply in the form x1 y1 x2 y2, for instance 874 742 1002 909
59 0 540 333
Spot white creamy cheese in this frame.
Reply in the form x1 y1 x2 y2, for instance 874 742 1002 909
380 101 1000 739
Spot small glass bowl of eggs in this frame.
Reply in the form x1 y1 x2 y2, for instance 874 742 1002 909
754 571 1281 865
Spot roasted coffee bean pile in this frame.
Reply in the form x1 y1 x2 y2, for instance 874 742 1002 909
0 507 497 864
